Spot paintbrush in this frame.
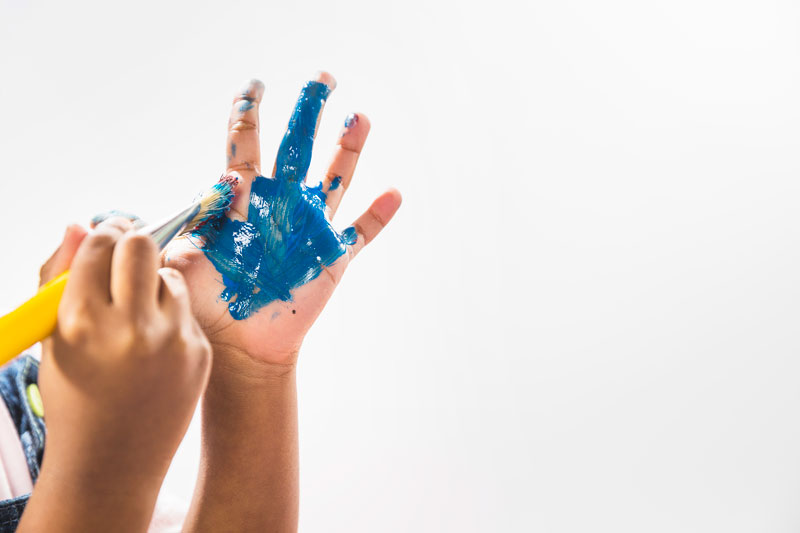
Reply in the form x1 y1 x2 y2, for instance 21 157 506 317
0 176 237 365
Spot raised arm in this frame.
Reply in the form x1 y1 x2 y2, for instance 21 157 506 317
168 72 401 532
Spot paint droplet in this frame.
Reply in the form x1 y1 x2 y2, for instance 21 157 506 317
329 176 342 191
292 309 296 314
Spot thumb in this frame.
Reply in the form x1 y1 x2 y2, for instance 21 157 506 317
39 225 88 286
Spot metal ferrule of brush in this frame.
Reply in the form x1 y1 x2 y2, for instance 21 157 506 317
137 201 202 251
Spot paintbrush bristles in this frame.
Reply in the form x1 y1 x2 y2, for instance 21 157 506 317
184 175 239 235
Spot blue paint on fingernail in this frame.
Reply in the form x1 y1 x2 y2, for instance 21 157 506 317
344 113 358 128
197 80 353 320
329 176 342 191
90 209 143 227
341 226 357 246
239 100 255 112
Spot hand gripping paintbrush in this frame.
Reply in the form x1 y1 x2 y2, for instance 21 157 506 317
0 177 237 366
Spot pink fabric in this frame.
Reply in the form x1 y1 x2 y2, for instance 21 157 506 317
0 400 32 499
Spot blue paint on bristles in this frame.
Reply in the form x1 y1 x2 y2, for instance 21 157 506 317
188 174 239 235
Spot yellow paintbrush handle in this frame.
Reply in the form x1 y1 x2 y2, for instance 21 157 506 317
0 271 70 366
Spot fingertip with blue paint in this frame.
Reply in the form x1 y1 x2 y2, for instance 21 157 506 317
344 113 358 129
275 80 332 183
239 78 265 99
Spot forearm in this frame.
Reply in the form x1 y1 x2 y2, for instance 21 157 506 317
184 347 299 533
18 452 162 532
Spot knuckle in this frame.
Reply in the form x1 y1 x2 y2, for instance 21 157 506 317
94 217 132 234
228 161 255 172
338 143 362 156
57 304 96 346
172 321 209 356
160 268 188 294
229 119 257 132
121 233 156 255
85 231 118 250
353 222 369 245
368 208 387 228
119 321 154 353
192 335 212 367
58 317 89 346
167 329 190 356
159 266 184 281
163 327 210 375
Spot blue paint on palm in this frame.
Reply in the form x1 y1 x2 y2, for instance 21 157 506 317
198 81 355 320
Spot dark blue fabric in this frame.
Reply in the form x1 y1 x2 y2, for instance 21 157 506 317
0 355 45 532
0 496 27 532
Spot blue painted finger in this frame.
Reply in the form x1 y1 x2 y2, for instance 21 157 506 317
274 81 331 183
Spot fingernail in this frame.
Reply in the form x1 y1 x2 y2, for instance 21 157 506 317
91 210 145 228
312 71 337 90
344 113 358 129
64 224 81 239
239 79 265 99
89 212 107 226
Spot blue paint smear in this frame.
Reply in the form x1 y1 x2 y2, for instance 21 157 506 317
231 143 237 157
344 113 357 128
198 81 355 320
341 226 357 246
329 175 342 191
239 100 255 112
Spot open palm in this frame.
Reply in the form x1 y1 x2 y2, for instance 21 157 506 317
163 72 401 365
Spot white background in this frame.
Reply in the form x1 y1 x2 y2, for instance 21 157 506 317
2 0 800 531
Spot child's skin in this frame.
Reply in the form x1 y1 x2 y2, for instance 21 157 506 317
18 218 212 532
17 70 400 532
168 71 402 532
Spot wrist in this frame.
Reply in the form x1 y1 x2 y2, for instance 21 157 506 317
202 344 297 425
38 441 166 500
208 342 298 389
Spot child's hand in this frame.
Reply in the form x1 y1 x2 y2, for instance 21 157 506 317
164 71 401 371
20 218 211 532
165 72 400 532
